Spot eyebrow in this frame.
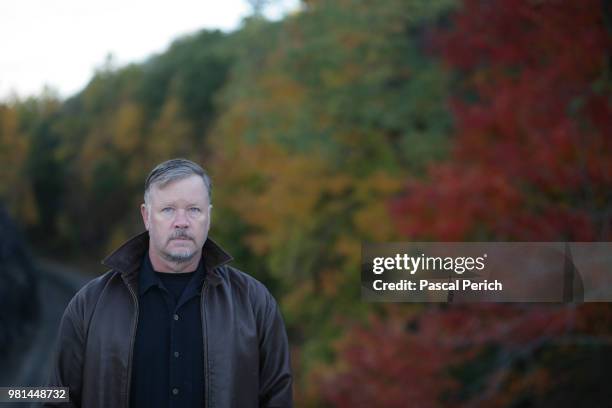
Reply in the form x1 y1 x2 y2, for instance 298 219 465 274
159 202 203 207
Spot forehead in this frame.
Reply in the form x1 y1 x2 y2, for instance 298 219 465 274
149 175 209 204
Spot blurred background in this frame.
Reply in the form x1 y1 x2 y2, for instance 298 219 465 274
1 0 611 406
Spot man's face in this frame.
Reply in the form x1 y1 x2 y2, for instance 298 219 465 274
141 175 211 264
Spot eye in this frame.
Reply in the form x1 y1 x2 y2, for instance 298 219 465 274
161 207 174 213
189 207 202 213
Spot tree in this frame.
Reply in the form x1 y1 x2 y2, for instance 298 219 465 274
0 103 37 225
209 0 456 401
323 0 612 406
392 0 611 241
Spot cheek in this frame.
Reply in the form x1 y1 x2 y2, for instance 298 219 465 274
151 214 170 226
149 219 170 237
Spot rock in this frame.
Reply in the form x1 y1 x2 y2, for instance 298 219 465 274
0 204 40 363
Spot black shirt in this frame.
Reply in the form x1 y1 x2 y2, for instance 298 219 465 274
129 254 206 408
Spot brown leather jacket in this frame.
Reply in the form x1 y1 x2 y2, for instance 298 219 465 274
45 232 293 408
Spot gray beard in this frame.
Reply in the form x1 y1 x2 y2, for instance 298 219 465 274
162 250 195 264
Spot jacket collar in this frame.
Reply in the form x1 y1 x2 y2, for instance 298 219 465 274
101 231 233 287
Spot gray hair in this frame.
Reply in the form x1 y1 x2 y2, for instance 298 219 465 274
144 158 212 205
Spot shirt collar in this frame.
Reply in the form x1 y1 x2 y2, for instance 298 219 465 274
139 252 207 297
139 253 158 296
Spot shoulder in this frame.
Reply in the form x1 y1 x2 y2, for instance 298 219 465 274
72 269 118 302
63 269 119 322
214 265 273 298
213 265 278 312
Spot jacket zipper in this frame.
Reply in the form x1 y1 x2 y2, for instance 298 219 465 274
125 280 139 408
201 280 210 408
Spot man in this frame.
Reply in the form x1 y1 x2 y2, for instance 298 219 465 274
46 159 293 408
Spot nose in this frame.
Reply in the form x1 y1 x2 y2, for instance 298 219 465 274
173 209 190 229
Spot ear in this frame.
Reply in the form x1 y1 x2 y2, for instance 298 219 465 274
206 204 213 228
141 203 150 230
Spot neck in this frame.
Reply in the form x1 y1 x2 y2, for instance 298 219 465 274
148 247 202 273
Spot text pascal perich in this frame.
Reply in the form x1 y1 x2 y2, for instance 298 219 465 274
372 279 502 291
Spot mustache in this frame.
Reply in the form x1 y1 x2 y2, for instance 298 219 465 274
168 231 194 241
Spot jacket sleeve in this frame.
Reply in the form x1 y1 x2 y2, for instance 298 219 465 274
44 295 85 408
258 291 293 408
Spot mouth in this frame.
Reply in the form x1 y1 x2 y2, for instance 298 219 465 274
170 237 193 242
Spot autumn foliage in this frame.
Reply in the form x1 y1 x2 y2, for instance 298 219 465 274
318 305 583 407
392 0 611 241
320 1 612 407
